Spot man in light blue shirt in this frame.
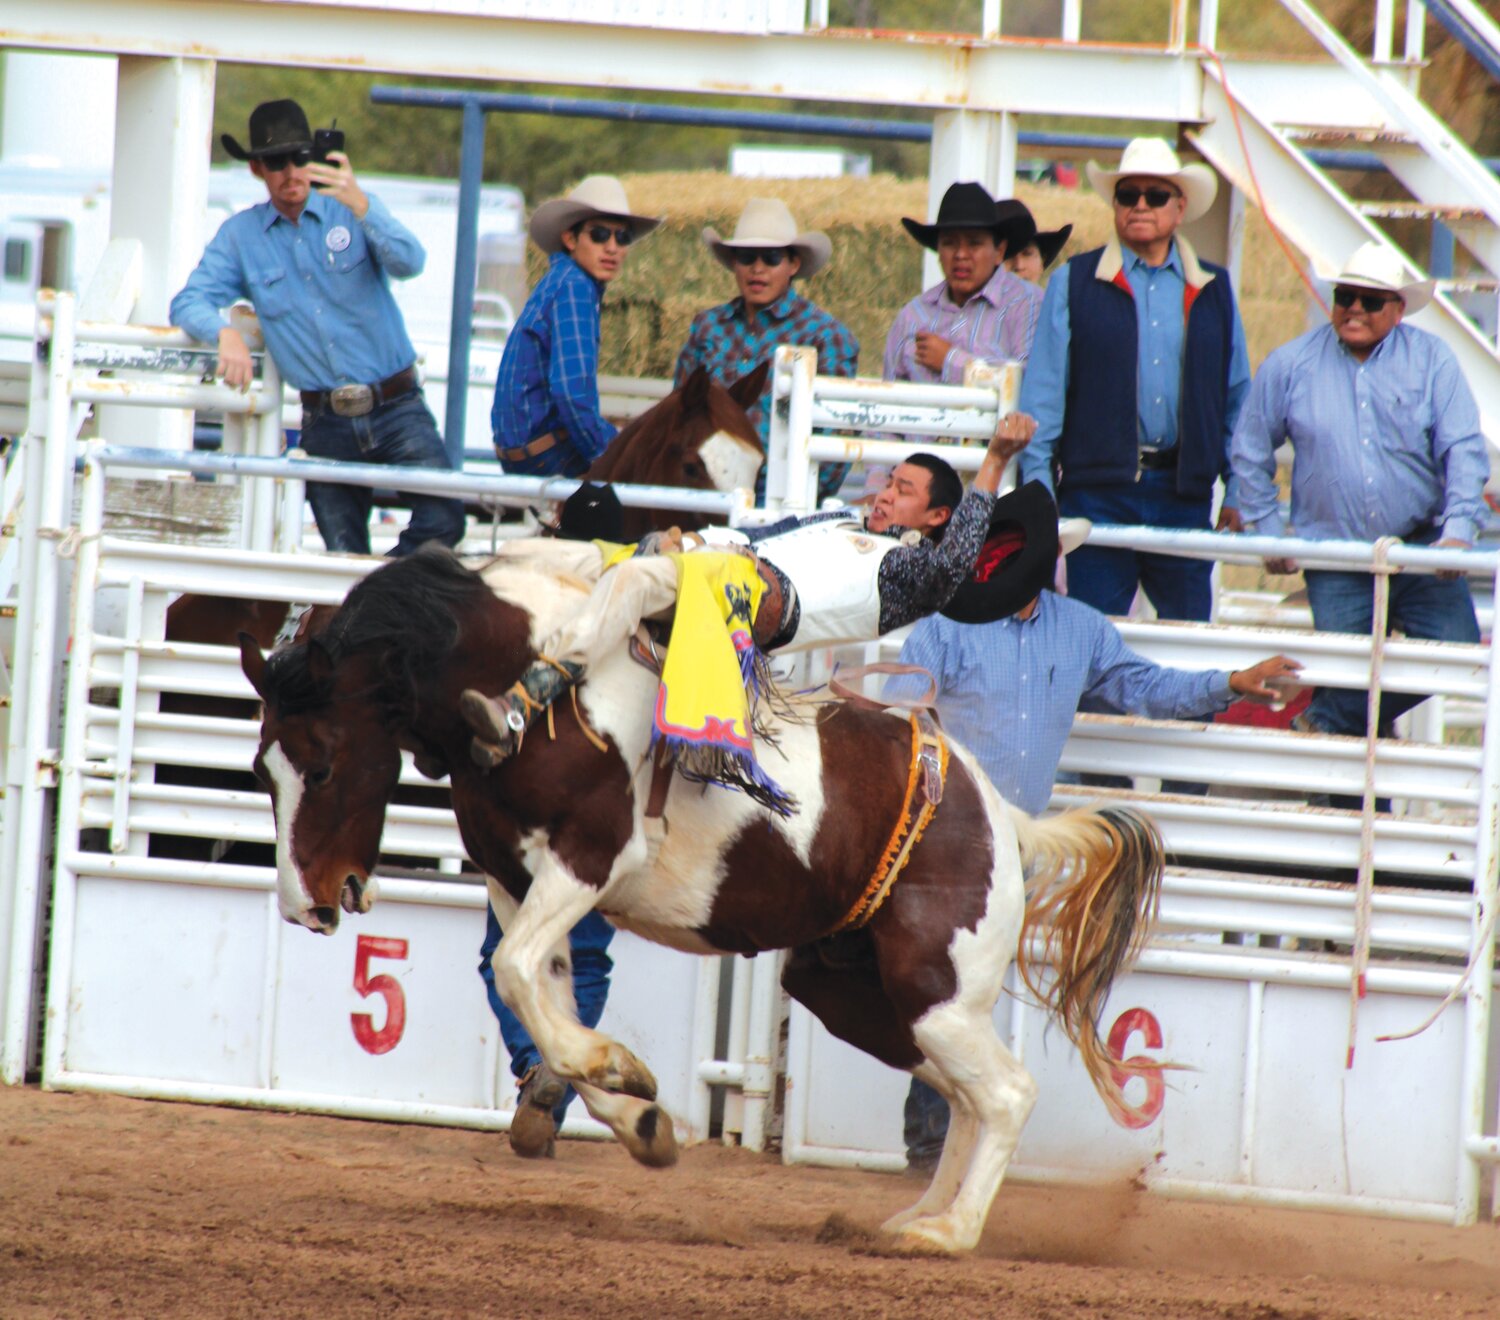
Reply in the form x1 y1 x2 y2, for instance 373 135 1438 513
1231 240 1487 751
172 99 463 556
1018 138 1251 622
884 513 1298 1172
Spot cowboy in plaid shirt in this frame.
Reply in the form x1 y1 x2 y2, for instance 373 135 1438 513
673 198 858 502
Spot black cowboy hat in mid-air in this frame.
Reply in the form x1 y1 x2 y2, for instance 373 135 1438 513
941 480 1079 624
554 481 625 542
222 99 315 162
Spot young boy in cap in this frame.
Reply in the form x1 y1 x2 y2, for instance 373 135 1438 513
674 197 859 500
492 175 660 477
172 98 465 557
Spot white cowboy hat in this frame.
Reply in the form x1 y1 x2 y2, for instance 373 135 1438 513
703 197 832 279
1315 240 1435 314
1059 517 1092 555
528 175 662 254
1085 137 1218 224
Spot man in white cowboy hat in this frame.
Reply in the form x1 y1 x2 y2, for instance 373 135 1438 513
884 493 1300 1172
172 98 465 557
491 175 661 477
883 183 1043 387
1019 136 1252 624
1230 239 1487 768
674 197 858 501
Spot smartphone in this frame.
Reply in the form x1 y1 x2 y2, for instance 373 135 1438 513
313 124 345 163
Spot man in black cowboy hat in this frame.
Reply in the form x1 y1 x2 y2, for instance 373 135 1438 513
882 181 1044 388
171 99 464 557
884 486 1300 1174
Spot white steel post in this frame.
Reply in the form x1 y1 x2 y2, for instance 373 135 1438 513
780 346 818 514
925 110 1020 291
740 950 784 1153
1454 551 1500 1222
102 55 215 450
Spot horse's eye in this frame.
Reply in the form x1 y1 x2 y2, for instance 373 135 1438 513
683 460 705 479
305 767 332 789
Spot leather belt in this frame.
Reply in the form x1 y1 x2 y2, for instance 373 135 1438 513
300 365 418 417
497 431 562 464
1137 446 1179 472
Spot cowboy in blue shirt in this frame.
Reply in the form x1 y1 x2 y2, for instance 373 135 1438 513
1231 240 1486 769
171 99 464 557
491 176 661 477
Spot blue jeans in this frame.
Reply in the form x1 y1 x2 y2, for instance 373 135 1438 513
904 1077 950 1168
1303 565 1479 738
478 906 615 1123
1059 470 1214 621
299 390 465 556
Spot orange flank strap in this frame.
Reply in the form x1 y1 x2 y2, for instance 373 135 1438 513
833 713 949 933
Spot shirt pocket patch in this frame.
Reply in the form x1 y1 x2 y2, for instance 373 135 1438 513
252 265 293 319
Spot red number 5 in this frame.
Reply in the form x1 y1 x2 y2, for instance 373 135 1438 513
351 934 409 1055
1107 1007 1166 1130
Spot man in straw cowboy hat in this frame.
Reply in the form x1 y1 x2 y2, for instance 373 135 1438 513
172 99 465 557
884 483 1300 1173
1231 239 1486 773
1019 136 1252 623
883 182 1044 387
492 175 661 477
675 197 858 500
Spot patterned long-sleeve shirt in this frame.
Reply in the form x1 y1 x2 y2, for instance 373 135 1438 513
171 190 422 392
882 265 1042 385
491 252 615 477
1230 322 1488 546
884 591 1234 813
674 289 859 500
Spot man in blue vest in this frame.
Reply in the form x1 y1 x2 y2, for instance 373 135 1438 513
1018 137 1251 622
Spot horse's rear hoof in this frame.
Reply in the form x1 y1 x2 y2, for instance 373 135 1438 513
623 1103 678 1169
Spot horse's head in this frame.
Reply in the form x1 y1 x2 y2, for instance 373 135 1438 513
241 633 401 934
237 549 515 934
588 363 768 535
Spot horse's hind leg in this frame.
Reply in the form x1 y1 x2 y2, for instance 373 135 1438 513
893 1008 1037 1254
487 862 658 1101
880 1073 980 1234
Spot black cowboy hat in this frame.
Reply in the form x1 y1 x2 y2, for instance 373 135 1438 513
1033 223 1074 270
555 481 624 542
222 99 315 162
902 183 1035 253
941 481 1062 625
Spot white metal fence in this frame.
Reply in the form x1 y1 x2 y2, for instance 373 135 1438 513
3 319 1497 1222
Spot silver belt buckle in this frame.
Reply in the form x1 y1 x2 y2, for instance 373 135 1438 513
330 383 375 417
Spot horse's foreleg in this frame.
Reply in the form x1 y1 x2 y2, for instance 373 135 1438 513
569 1080 679 1169
488 854 658 1101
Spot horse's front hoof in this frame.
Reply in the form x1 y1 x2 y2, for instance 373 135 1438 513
894 1214 970 1255
621 1103 678 1168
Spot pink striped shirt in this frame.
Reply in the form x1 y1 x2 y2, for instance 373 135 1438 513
882 265 1043 384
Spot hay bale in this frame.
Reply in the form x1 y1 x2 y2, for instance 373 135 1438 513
522 171 1306 378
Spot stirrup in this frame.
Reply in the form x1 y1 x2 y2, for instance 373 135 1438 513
461 658 583 768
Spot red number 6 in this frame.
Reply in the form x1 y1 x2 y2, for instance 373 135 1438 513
1107 1007 1165 1130
351 934 409 1055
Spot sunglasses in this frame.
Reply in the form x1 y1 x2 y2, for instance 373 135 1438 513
583 224 635 247
260 150 312 172
729 248 790 268
1114 185 1180 209
1332 287 1399 313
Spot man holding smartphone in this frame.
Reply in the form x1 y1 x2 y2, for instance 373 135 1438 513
171 99 465 557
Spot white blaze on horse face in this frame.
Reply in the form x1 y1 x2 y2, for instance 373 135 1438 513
698 431 763 493
263 740 315 924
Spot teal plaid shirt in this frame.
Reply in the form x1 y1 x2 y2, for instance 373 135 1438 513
673 288 859 500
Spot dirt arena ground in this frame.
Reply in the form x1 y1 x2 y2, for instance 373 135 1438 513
2 1084 1497 1319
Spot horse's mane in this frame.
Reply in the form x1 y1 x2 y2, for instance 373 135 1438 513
262 547 493 715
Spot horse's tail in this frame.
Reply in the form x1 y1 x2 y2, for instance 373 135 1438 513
1008 803 1166 1121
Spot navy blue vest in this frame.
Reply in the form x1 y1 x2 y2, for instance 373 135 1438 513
1057 245 1235 500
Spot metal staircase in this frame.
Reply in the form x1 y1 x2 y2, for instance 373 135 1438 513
1189 0 1500 453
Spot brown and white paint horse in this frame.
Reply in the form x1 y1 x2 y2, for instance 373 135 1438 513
239 546 1164 1254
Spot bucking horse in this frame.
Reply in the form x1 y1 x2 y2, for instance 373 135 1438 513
239 544 1164 1254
